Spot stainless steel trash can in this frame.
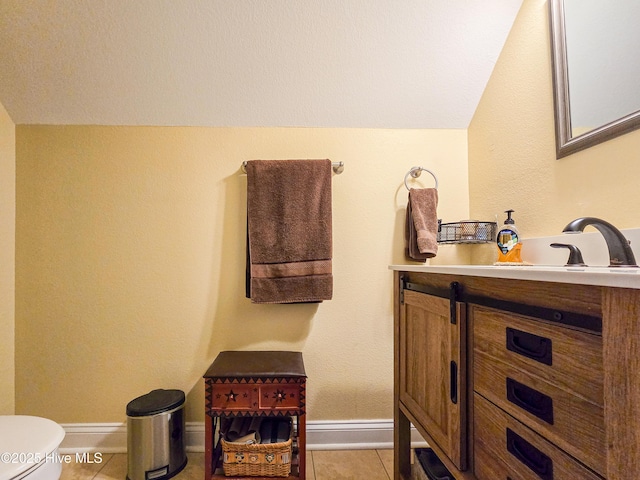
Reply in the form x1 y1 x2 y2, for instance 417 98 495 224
126 389 187 480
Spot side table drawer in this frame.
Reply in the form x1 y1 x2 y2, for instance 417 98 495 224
209 384 255 411
206 378 306 416
259 384 301 410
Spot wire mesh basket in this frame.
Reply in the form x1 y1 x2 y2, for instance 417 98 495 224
437 220 497 244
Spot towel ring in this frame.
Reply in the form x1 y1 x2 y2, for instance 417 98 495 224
404 166 438 190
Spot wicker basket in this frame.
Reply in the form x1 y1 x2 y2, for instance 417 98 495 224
221 419 292 477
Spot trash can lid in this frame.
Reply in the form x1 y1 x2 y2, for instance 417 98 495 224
126 389 185 417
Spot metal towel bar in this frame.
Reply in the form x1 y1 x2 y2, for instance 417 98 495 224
241 161 344 175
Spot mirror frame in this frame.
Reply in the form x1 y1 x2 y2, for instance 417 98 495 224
549 0 640 158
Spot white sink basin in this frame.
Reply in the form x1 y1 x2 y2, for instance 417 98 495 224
493 265 640 273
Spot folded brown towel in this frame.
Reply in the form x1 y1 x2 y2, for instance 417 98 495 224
246 159 333 303
406 188 438 258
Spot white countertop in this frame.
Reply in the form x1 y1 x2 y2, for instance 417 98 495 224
389 264 640 290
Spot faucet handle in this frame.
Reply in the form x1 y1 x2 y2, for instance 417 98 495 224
550 243 587 266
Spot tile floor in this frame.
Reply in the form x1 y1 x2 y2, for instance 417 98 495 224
60 449 395 480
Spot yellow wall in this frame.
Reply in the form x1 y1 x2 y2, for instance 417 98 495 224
0 102 15 415
469 0 640 243
15 126 468 423
16 0 640 426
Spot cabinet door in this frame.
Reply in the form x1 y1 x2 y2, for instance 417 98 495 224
399 289 466 470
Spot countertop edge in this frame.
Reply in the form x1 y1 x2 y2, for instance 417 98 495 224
388 264 640 290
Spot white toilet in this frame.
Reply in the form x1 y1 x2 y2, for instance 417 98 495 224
0 416 65 480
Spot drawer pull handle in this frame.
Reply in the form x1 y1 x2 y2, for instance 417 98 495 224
506 328 553 366
506 378 554 425
506 428 554 480
450 361 458 404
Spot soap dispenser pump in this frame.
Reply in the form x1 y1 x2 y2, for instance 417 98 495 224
496 209 523 264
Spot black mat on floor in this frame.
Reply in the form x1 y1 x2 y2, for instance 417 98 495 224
414 448 453 480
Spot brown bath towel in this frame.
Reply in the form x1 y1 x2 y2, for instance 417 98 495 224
405 188 438 260
246 159 333 303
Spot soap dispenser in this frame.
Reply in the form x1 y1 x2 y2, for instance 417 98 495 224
496 209 523 264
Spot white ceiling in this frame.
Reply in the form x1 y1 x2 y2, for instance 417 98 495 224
0 0 523 128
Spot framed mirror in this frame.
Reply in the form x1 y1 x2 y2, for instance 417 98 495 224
549 0 640 158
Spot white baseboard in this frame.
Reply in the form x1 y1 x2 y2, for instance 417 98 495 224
59 420 427 454
59 423 127 453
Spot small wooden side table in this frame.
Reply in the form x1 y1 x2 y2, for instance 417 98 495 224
204 351 307 479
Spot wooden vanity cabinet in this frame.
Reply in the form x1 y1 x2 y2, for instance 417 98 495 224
394 269 640 480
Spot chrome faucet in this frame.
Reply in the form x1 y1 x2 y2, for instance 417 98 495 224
563 217 638 267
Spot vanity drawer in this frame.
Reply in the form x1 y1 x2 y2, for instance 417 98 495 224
472 305 603 405
474 353 605 475
473 394 602 480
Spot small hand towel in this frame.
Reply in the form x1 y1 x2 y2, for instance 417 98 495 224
405 201 428 262
407 188 438 258
246 159 333 303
